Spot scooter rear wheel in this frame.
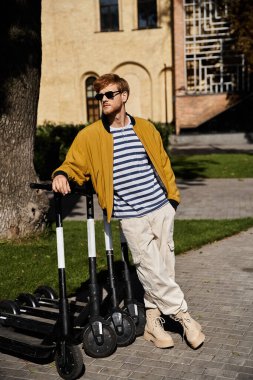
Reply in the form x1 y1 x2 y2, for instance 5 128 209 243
34 285 58 300
55 343 84 380
16 293 40 308
0 300 20 315
83 323 117 358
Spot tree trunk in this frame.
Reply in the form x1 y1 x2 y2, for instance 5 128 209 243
0 0 48 240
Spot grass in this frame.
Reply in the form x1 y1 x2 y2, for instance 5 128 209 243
1 218 253 300
174 219 253 253
171 153 253 179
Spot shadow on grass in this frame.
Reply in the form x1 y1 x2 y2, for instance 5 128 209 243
171 151 253 181
171 155 217 180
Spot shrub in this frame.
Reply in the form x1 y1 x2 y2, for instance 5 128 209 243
34 122 86 180
152 121 174 153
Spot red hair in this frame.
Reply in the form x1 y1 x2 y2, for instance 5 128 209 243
93 73 130 96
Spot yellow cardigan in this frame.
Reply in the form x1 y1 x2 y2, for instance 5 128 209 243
53 115 180 221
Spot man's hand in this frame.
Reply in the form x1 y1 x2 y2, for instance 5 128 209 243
52 175 71 195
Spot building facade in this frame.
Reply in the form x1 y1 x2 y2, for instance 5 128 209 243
38 0 251 133
38 0 173 126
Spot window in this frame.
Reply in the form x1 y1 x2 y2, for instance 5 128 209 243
138 0 157 29
100 0 119 32
85 77 100 123
184 0 251 94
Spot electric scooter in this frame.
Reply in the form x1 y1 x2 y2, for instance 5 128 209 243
76 182 117 357
14 182 117 359
102 216 136 346
0 183 84 380
119 229 146 336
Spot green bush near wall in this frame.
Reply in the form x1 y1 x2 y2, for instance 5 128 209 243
152 121 173 153
34 121 173 180
34 122 86 180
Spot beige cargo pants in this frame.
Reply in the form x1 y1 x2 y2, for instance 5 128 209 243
120 203 187 315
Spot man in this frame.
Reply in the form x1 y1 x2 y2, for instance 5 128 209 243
52 73 205 349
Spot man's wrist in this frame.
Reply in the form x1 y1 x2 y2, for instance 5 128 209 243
52 170 69 180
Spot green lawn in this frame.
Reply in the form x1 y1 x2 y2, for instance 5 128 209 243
171 153 253 179
1 218 253 300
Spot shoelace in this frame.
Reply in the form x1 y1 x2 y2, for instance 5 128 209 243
173 314 192 339
153 316 166 331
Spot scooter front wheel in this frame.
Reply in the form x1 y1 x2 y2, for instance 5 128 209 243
55 343 84 380
83 323 117 358
107 311 136 347
124 304 146 337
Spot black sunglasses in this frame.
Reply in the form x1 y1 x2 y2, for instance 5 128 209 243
95 90 121 101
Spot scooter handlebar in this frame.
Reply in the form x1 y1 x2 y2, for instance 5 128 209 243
30 182 52 191
30 182 92 196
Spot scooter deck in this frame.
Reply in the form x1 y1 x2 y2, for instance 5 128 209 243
18 305 60 320
0 311 56 335
18 300 90 327
35 298 87 314
0 325 55 359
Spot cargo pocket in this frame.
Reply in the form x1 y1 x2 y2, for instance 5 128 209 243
167 239 175 279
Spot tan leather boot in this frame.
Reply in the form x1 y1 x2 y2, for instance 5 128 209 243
173 311 205 349
144 308 174 348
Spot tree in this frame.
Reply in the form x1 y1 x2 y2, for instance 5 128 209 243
218 0 253 68
0 0 48 240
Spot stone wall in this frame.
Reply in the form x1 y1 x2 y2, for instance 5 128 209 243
175 93 229 129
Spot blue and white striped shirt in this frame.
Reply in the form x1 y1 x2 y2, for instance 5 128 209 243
110 121 168 218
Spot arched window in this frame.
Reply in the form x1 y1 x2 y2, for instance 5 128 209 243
85 76 100 123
